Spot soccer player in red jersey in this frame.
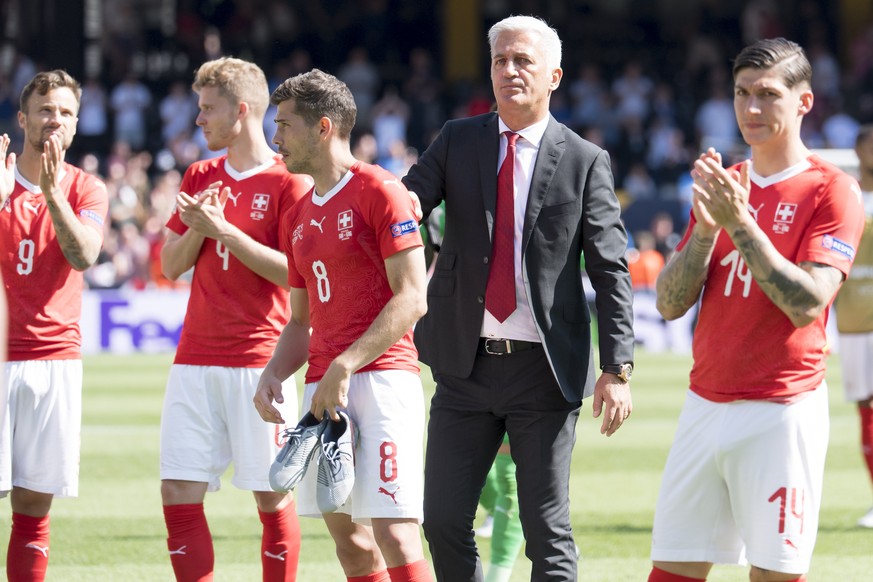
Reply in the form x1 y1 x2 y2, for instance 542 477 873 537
0 70 109 582
159 57 311 582
253 69 432 582
650 39 865 582
834 124 873 529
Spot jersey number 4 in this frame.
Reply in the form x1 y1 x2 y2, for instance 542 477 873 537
216 241 230 270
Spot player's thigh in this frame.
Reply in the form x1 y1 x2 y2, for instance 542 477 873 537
725 385 829 574
3 360 82 497
226 367 297 491
838 333 873 402
651 391 744 565
346 370 426 523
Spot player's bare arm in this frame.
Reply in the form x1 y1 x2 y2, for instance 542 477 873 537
732 228 844 326
0 134 15 207
176 186 290 288
39 134 101 270
253 287 311 424
160 181 220 279
656 230 716 320
656 150 723 320
309 246 428 421
160 229 205 280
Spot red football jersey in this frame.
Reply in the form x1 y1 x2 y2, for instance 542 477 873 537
1 164 108 360
167 156 311 367
282 161 423 383
679 155 864 401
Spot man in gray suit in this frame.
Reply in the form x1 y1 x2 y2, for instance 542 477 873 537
402 14 635 581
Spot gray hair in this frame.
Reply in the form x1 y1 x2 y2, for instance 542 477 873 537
488 15 562 70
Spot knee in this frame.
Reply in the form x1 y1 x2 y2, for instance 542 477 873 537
253 490 292 512
10 488 53 517
372 520 425 565
333 532 384 576
161 479 207 505
749 566 806 582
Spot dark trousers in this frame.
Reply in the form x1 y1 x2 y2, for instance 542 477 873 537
422 345 581 581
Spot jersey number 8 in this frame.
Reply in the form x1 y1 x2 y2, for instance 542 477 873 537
312 260 331 302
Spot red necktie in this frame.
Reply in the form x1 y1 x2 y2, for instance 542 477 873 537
485 131 519 323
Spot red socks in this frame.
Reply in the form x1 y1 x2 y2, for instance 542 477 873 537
860 406 873 487
648 567 706 582
258 502 301 582
7 513 50 582
163 503 214 582
387 559 433 581
349 571 391 582
648 567 804 582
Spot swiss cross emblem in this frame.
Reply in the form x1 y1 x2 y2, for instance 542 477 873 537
252 193 270 211
338 210 353 230
338 210 354 241
772 202 797 234
774 202 796 223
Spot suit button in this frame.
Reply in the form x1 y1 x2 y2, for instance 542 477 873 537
477 296 484 304
483 256 489 264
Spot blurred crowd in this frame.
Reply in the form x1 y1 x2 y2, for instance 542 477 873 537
1 0 872 295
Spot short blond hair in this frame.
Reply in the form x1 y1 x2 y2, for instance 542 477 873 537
193 57 269 117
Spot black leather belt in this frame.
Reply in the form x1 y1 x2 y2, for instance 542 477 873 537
478 338 540 355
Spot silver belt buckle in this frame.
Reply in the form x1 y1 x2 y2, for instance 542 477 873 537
484 339 510 355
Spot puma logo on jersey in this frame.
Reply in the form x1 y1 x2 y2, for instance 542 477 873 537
383 179 402 189
264 550 288 561
748 202 764 222
168 546 187 555
25 543 49 557
310 217 326 233
226 192 242 207
23 201 42 215
378 486 400 504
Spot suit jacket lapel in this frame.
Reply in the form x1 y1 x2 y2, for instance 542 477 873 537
480 114 500 241
522 115 564 251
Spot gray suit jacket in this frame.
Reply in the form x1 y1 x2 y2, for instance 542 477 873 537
403 112 634 402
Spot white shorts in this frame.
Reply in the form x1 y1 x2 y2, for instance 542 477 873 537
160 365 297 492
296 370 425 525
838 332 873 402
0 360 83 498
651 384 829 574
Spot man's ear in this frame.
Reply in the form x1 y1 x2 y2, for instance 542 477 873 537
798 89 813 116
319 116 333 139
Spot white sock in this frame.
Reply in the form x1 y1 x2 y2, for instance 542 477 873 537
484 563 513 582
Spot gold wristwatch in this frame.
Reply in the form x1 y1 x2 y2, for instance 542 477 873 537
601 363 633 383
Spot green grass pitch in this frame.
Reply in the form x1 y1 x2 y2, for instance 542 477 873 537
1 350 870 580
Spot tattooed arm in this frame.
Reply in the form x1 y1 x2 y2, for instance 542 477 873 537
656 149 724 320
727 223 843 327
40 136 102 271
692 151 843 328
655 228 717 320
